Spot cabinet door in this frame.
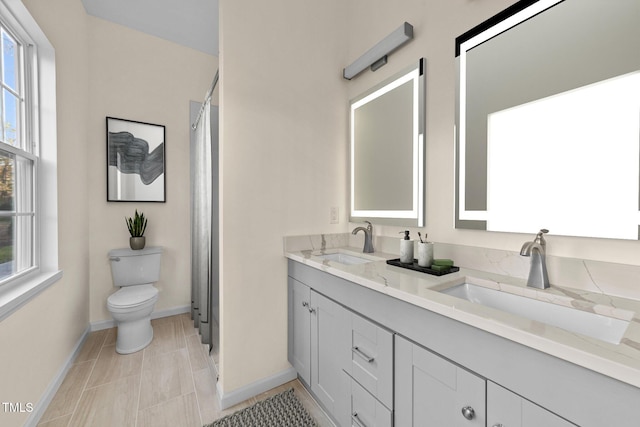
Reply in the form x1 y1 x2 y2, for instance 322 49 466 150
487 382 576 427
311 290 351 425
288 277 311 385
395 335 486 427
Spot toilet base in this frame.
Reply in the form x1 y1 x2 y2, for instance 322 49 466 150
115 316 154 354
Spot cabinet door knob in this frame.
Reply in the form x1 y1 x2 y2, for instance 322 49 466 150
461 406 475 420
301 301 309 308
308 307 316 314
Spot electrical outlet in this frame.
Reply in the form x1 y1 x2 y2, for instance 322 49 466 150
330 206 339 224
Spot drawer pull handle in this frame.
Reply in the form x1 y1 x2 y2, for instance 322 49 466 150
461 406 475 420
352 346 375 363
352 412 368 427
492 425 504 427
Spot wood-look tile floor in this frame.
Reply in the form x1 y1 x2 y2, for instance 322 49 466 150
38 313 333 427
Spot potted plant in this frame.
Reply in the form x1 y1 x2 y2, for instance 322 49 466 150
125 209 148 250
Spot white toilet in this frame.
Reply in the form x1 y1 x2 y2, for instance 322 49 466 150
107 246 162 354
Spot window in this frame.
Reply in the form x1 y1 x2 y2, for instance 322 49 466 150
0 0 60 321
0 17 35 284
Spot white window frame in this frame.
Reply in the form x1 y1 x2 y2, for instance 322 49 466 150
0 0 61 322
0 20 37 284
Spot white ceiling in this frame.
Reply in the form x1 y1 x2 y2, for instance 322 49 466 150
81 0 219 56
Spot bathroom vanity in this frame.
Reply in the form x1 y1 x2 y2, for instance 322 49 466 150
285 243 640 427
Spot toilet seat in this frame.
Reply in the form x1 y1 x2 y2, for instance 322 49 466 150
107 284 158 309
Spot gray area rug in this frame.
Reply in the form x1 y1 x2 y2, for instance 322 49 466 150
204 388 317 427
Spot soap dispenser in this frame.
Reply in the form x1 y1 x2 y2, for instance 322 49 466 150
399 230 414 264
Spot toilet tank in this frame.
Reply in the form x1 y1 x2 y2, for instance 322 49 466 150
109 246 162 287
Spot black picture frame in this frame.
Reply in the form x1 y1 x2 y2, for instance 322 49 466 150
106 117 166 202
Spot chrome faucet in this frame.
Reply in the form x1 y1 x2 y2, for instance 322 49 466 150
352 221 374 253
520 229 550 289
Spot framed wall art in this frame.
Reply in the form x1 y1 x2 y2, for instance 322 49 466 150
106 117 166 202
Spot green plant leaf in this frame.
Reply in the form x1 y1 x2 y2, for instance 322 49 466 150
125 209 148 237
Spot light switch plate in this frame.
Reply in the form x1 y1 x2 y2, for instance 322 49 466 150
330 206 339 224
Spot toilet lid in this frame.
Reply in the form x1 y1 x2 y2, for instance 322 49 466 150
108 284 158 308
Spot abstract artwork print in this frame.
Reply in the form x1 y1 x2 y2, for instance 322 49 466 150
107 117 166 202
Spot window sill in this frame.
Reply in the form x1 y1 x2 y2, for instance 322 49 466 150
0 269 63 322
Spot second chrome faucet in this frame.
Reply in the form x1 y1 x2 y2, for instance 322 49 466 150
520 229 550 289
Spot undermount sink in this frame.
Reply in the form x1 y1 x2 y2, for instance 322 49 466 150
315 252 374 265
440 283 630 345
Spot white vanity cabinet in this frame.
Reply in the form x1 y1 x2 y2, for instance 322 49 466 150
487 382 576 427
395 335 486 426
287 259 639 427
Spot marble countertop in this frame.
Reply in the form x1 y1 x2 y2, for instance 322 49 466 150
285 246 640 389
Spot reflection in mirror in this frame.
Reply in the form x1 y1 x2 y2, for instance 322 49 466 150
350 59 425 227
455 0 640 239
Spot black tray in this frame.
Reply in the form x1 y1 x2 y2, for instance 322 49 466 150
386 258 460 276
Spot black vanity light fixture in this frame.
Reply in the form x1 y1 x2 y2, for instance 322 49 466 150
343 22 414 80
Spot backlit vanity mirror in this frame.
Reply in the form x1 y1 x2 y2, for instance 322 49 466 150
350 59 426 226
455 0 640 239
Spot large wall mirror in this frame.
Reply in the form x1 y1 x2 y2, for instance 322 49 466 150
455 0 640 239
350 59 426 226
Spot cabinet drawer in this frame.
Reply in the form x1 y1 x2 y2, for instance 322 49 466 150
349 313 393 409
350 377 393 427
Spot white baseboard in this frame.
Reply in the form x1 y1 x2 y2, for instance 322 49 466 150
24 325 91 427
151 305 191 319
90 305 191 331
216 367 297 410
